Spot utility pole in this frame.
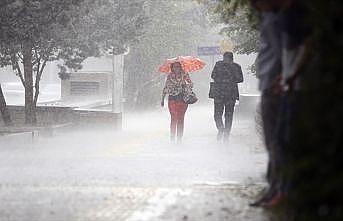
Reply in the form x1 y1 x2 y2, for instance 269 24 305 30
112 0 123 114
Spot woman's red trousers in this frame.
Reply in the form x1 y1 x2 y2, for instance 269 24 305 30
168 100 188 140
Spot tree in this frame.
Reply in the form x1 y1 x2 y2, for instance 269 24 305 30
198 0 259 55
0 84 12 125
200 1 343 220
0 0 146 125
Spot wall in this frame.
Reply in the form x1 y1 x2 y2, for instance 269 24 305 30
61 72 112 101
0 106 122 130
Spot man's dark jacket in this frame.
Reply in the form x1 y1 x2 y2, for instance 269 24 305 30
210 61 243 100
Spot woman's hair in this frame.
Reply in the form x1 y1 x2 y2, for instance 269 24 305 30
170 62 183 73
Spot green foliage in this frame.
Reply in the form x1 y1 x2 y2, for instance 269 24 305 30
0 0 147 123
201 1 343 220
81 0 147 56
0 0 147 71
198 0 259 54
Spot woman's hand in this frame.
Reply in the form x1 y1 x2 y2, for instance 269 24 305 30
161 100 165 107
183 73 193 87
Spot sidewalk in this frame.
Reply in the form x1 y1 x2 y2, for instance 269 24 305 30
0 184 268 221
0 105 268 221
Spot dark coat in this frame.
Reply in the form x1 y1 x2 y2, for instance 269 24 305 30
210 61 243 100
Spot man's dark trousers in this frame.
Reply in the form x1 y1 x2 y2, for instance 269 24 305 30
261 89 282 192
214 97 236 136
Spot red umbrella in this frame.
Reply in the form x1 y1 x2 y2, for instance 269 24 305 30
158 56 206 74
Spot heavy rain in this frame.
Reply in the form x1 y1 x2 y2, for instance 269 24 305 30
0 0 343 221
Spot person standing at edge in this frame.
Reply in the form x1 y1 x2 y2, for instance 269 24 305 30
248 0 300 208
209 52 243 142
248 0 283 207
161 62 193 144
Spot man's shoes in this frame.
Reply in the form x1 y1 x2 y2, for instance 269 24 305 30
217 130 224 141
249 188 277 207
249 194 270 207
250 191 285 209
223 131 230 143
260 191 284 209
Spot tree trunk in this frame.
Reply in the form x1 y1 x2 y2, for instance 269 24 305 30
23 40 36 125
33 60 47 107
0 84 12 126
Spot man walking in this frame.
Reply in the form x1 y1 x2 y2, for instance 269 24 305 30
209 52 243 142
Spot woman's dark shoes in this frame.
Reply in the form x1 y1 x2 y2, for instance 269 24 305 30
176 137 182 145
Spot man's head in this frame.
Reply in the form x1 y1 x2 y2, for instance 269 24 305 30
223 52 233 62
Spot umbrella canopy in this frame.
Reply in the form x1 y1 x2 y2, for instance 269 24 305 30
158 56 206 74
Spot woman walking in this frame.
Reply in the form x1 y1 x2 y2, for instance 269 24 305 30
161 62 193 143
